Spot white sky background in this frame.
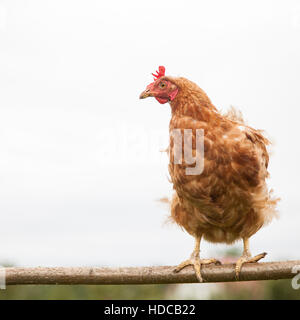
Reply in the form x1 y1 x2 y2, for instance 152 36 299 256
0 0 300 267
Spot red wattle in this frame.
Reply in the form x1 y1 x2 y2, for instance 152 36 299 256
155 97 169 104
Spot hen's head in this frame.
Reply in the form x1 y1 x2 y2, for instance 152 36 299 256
139 66 179 104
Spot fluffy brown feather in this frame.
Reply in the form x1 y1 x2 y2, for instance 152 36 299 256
140 69 279 281
167 77 278 244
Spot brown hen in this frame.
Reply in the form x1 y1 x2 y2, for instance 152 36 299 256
140 66 279 281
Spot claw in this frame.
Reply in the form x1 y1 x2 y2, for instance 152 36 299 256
235 252 267 280
174 257 221 282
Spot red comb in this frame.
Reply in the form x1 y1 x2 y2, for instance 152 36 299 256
152 66 165 80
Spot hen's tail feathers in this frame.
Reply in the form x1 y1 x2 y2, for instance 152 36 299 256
223 106 245 124
263 189 280 225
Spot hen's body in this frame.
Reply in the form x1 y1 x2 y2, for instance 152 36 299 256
140 68 278 281
168 77 277 245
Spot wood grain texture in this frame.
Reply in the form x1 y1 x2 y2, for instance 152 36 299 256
4 260 300 285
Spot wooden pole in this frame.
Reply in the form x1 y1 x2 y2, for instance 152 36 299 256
3 260 300 285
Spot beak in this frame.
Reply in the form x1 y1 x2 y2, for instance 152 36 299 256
139 88 153 99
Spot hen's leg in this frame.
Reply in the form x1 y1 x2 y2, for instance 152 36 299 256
235 237 267 279
173 235 221 282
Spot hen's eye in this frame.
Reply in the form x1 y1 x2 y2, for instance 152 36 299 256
159 82 166 89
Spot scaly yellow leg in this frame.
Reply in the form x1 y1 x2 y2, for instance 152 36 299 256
174 235 221 282
235 237 267 279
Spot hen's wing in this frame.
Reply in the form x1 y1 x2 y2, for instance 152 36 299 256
169 113 270 228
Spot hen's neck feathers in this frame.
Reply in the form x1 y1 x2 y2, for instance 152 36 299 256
169 77 218 122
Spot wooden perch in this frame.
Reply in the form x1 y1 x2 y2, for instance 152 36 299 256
3 260 300 285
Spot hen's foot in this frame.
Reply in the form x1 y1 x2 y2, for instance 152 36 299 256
174 253 221 282
235 252 267 280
